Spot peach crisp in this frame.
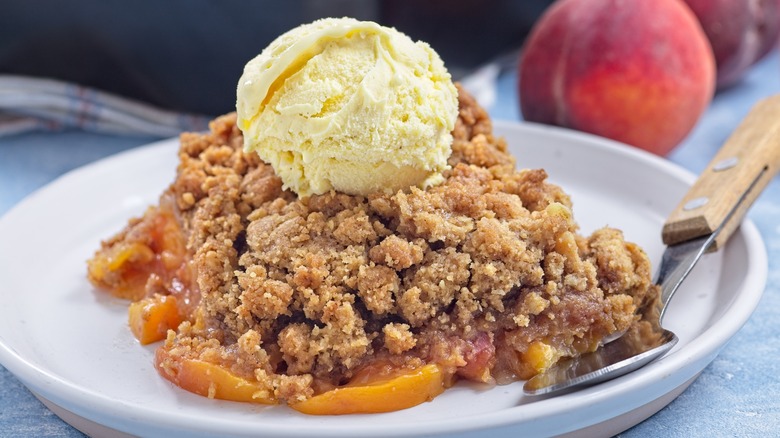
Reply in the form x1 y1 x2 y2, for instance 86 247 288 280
87 86 658 414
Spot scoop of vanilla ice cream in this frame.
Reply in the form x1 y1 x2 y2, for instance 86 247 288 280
236 17 458 197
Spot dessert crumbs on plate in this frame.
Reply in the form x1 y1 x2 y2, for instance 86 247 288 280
88 85 658 404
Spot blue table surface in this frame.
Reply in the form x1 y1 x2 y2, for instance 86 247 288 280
2 53 779 437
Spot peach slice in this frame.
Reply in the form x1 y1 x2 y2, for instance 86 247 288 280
519 341 563 379
128 294 182 345
107 242 155 271
291 363 445 415
155 348 275 404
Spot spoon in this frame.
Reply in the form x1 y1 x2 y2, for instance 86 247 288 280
524 95 780 396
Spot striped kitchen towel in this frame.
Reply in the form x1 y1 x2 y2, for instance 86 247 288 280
0 75 211 138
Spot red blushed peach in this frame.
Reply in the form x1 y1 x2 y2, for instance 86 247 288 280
683 0 780 88
519 0 716 156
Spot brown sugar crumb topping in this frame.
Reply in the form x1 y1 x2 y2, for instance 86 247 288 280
88 85 658 406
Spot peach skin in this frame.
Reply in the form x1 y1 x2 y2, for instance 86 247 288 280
519 0 716 156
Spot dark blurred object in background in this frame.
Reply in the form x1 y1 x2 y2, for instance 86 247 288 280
0 0 552 116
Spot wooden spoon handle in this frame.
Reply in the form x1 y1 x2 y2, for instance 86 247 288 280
662 95 780 249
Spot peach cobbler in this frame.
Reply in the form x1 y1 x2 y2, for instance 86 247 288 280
87 86 658 414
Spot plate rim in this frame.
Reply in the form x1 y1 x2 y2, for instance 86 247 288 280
0 121 768 437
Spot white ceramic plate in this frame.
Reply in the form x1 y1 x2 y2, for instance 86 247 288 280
0 122 767 438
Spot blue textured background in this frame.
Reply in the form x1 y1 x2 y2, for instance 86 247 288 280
1 52 779 437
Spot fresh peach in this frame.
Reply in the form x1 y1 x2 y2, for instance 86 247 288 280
519 0 716 155
683 0 780 88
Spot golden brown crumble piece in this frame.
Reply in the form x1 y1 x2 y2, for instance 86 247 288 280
88 85 658 406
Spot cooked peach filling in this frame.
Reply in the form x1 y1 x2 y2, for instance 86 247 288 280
87 86 657 414
290 363 446 415
155 345 276 405
128 294 182 345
